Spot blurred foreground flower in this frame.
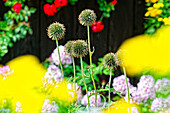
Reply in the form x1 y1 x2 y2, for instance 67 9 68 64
0 55 46 112
118 26 170 77
41 99 58 113
49 81 77 104
104 99 139 113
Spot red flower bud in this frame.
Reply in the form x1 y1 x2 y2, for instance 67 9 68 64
111 0 117 5
54 0 67 7
43 4 57 16
91 21 104 33
12 3 21 13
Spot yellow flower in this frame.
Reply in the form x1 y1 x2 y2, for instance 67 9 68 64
151 0 158 3
118 26 170 77
148 7 154 11
0 55 46 112
48 81 77 104
158 17 163 21
163 17 170 25
104 99 139 113
156 10 162 15
145 12 150 17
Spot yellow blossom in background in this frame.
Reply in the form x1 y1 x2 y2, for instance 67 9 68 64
48 81 77 104
158 17 163 21
104 99 139 113
145 0 158 3
153 3 164 9
163 17 170 25
118 26 170 77
0 55 46 112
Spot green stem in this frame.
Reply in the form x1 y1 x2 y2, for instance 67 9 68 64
108 68 112 104
123 67 130 103
56 40 64 77
87 25 97 107
99 13 104 22
72 56 76 90
80 56 90 108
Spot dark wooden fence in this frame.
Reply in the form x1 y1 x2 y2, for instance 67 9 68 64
0 0 145 65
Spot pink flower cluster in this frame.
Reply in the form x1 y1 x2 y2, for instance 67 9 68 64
112 75 133 95
44 64 63 85
0 65 13 80
41 99 58 113
151 96 170 112
155 78 170 95
50 45 72 67
81 91 101 107
67 83 83 102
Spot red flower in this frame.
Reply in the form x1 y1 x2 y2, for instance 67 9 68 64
111 0 117 5
54 0 67 7
91 21 104 33
43 4 57 16
12 3 21 13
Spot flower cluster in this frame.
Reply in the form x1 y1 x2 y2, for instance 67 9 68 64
90 21 104 33
81 91 101 107
0 65 13 80
15 101 22 113
145 0 158 3
44 64 63 85
155 78 170 95
112 75 133 95
145 3 164 17
41 99 58 113
43 4 57 16
50 45 72 66
158 17 170 25
151 97 170 112
67 83 83 102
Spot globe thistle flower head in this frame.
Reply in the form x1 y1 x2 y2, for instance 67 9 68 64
71 40 88 58
103 53 117 69
64 41 75 56
78 9 97 26
47 22 65 40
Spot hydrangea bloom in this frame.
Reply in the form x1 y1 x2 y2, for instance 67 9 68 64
81 91 101 107
41 99 58 113
155 78 170 95
51 45 72 66
67 83 83 102
112 75 133 95
44 65 63 85
15 101 22 113
0 65 13 80
151 98 167 112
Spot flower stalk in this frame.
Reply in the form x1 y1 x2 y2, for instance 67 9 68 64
123 67 130 103
108 68 112 104
80 56 90 107
56 40 64 77
87 25 97 107
72 56 76 90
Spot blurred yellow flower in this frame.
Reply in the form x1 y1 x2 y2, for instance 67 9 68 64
104 99 139 113
48 81 77 104
145 0 158 3
0 55 46 112
118 26 170 77
163 17 170 25
158 17 163 21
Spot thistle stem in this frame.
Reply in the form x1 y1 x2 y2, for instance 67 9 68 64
80 56 90 108
108 68 112 104
87 25 97 107
123 67 130 103
56 40 64 77
72 56 76 90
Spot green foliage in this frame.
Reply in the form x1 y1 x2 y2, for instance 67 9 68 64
97 0 115 19
0 0 36 60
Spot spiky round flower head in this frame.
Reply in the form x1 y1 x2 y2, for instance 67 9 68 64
47 22 65 40
64 41 75 56
71 40 88 58
78 9 97 26
103 53 117 69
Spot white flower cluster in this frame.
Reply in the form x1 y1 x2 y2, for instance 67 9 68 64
44 64 63 85
50 45 72 67
15 101 22 113
67 83 83 102
151 96 170 112
41 99 58 113
112 75 133 95
81 91 102 107
155 78 170 95
0 65 13 80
